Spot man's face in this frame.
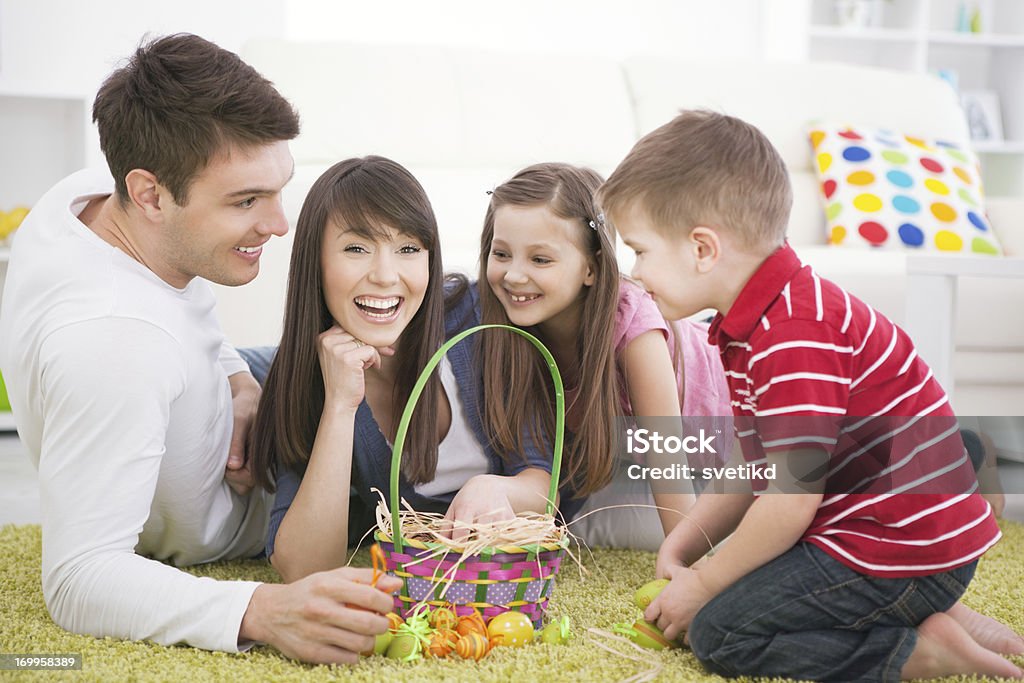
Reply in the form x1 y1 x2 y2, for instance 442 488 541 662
615 203 705 321
158 140 294 288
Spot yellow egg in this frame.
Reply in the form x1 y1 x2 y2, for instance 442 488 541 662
486 611 534 648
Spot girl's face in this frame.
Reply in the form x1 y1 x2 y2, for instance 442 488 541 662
486 204 595 336
321 222 430 348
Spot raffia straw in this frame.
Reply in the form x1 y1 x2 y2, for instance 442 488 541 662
372 487 566 550
567 502 717 557
586 628 664 683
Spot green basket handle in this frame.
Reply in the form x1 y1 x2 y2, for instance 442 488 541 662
389 324 565 552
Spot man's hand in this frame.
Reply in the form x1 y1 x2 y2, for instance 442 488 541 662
240 567 403 664
644 565 716 643
226 372 261 496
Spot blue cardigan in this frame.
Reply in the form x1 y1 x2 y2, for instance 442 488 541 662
265 283 575 556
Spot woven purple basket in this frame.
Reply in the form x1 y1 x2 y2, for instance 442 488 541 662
374 324 568 629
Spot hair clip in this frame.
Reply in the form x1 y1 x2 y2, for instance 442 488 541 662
588 220 597 230
588 212 605 231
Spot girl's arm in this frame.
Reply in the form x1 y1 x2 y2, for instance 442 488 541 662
622 330 696 534
270 327 383 583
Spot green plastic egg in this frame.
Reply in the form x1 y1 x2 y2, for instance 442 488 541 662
619 619 678 650
633 578 670 611
539 615 571 645
385 632 421 661
361 630 393 657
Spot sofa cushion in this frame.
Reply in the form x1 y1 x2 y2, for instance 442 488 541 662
809 123 1003 255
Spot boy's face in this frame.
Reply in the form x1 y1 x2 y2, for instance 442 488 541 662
158 140 294 288
615 203 707 321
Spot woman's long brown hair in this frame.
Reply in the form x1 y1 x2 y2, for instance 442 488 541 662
477 163 620 497
251 156 446 491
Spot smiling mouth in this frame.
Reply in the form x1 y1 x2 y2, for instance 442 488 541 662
355 295 402 319
507 292 541 303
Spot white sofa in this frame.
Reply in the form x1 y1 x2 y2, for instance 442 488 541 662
212 40 1024 422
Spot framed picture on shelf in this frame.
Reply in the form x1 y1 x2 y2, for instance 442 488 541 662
961 90 1003 142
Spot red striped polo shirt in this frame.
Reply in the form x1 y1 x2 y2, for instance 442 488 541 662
707 243 1000 577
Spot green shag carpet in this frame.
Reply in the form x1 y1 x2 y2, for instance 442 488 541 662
2 522 1024 682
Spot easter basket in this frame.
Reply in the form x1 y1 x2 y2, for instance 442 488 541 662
374 324 569 630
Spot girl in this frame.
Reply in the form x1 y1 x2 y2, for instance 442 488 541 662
250 156 554 582
478 163 731 553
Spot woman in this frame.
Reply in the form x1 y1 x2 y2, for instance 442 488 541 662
249 156 554 582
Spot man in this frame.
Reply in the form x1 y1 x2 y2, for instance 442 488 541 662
0 33 399 664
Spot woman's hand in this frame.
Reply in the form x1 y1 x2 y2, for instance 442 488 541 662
317 326 389 412
443 474 516 542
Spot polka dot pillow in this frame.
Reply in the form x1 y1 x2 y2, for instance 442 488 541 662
808 123 1003 255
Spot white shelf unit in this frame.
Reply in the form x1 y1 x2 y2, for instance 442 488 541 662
807 0 1024 197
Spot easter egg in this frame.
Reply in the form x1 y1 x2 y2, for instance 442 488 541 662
385 632 422 661
627 619 679 650
429 606 458 631
454 631 491 660
487 611 534 648
424 629 459 659
456 610 488 638
386 612 404 632
539 615 571 645
633 578 670 611
361 630 393 657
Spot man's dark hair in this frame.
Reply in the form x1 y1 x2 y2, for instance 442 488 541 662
92 33 300 206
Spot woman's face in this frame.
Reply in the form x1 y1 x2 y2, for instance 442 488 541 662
320 221 430 348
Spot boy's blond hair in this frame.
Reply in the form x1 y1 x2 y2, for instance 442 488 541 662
600 110 793 252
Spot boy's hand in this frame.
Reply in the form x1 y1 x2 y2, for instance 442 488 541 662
655 528 690 578
644 565 716 643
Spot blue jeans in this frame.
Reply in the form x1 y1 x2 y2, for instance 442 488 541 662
236 346 276 386
689 542 976 682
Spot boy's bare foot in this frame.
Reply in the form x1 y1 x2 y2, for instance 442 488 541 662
901 612 1022 680
948 602 1024 655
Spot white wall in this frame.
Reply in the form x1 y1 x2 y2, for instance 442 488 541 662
285 0 764 60
0 0 288 169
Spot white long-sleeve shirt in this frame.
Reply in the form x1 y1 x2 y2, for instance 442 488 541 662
0 168 269 651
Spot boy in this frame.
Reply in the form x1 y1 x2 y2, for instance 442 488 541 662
0 34 399 663
598 110 1021 681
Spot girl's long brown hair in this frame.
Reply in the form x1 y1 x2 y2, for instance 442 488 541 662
251 156 446 491
478 163 619 497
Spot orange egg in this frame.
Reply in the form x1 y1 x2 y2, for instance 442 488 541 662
456 610 488 638
429 606 458 631
486 611 535 648
423 629 459 658
454 631 491 660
